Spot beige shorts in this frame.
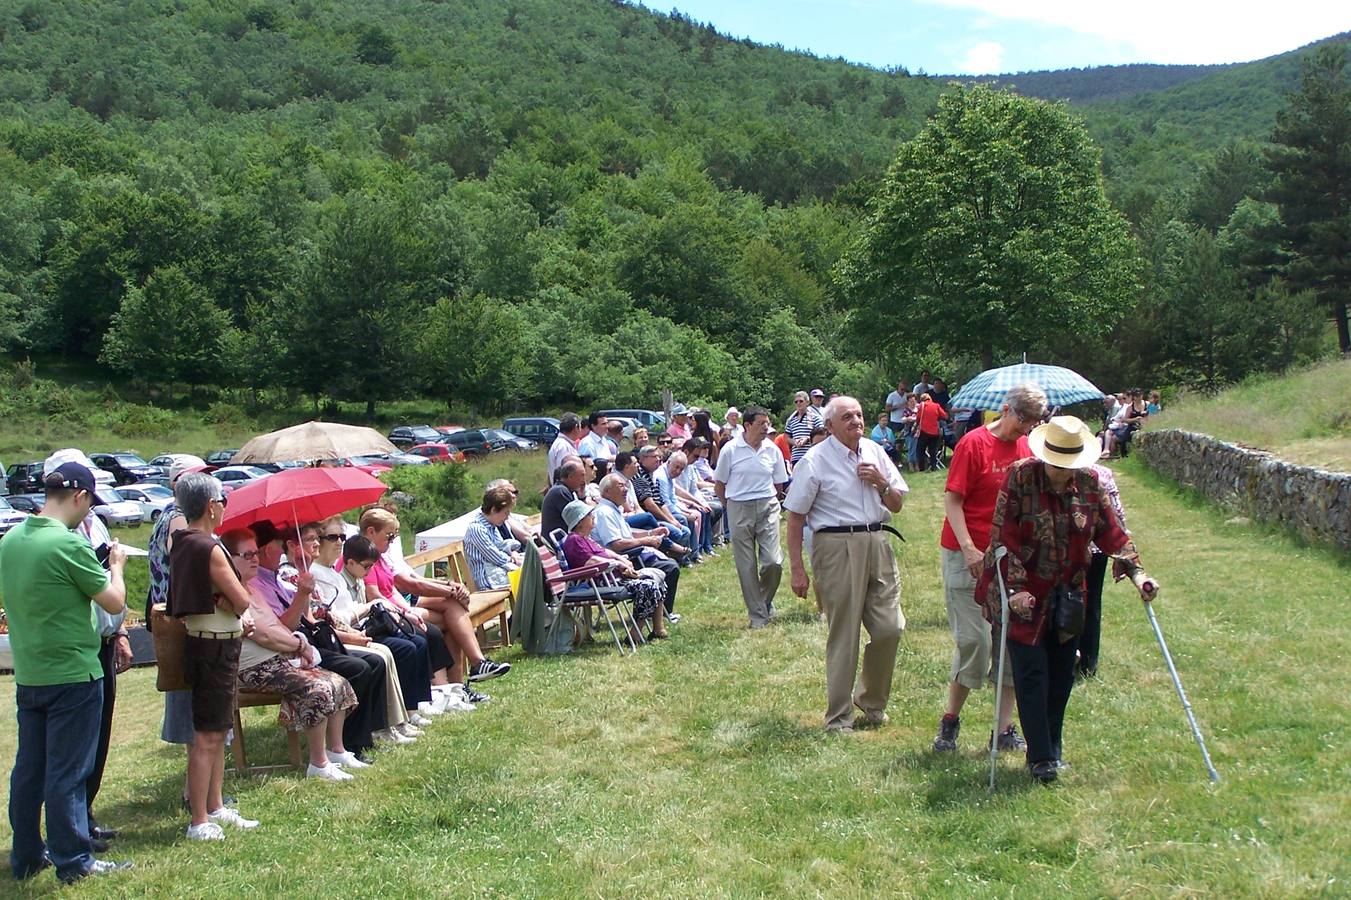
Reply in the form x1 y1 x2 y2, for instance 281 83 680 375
942 547 1011 690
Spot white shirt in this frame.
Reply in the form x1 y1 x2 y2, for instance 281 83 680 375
783 435 908 531
886 390 907 425
548 434 577 480
577 431 615 462
592 497 633 549
714 435 789 501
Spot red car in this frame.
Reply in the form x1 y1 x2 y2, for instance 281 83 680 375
408 443 468 464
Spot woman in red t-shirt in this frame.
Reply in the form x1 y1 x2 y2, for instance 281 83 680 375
915 393 949 471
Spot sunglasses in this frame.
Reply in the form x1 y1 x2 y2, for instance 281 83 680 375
212 495 229 508
383 530 399 539
233 549 259 560
320 533 343 543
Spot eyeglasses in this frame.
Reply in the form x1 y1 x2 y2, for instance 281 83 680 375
233 549 259 560
212 495 229 508
320 533 343 543
383 530 399 539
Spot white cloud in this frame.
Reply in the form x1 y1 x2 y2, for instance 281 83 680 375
919 0 1351 64
957 40 1006 73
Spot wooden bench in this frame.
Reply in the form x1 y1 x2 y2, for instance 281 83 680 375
232 692 303 776
405 541 512 649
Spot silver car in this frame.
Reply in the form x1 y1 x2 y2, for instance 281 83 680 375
92 488 144 528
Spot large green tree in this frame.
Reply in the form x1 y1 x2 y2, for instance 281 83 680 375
1265 43 1351 354
838 85 1140 370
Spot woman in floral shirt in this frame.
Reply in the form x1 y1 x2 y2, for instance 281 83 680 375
976 416 1158 783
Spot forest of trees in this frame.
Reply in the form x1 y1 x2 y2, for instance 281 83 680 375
0 0 1345 417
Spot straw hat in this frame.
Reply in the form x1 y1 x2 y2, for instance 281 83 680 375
1027 416 1099 469
562 499 595 533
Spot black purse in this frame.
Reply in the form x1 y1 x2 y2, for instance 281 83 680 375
300 616 347 656
362 603 416 640
1051 583 1086 641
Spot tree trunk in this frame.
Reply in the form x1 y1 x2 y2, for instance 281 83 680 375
1335 300 1350 355
980 343 993 371
365 398 376 421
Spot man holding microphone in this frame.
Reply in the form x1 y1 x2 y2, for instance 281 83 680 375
785 396 908 733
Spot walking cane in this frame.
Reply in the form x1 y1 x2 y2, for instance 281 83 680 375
1143 598 1220 784
989 546 1011 792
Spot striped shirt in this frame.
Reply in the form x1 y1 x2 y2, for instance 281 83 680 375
463 510 519 591
784 409 822 464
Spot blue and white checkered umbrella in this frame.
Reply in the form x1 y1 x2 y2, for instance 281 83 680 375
949 362 1104 412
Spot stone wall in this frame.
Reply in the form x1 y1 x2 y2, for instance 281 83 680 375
1136 429 1351 553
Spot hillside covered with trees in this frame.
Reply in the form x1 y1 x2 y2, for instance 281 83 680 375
0 0 1344 417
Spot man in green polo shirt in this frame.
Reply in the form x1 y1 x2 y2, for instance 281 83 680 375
0 462 132 885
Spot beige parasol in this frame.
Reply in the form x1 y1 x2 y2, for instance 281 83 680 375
229 421 398 464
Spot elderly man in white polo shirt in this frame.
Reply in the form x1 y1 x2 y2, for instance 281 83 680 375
785 395 908 733
714 405 789 628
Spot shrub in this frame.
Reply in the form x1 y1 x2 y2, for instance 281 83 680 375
378 462 474 536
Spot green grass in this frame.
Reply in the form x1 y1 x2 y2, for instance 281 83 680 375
2 458 1349 896
1151 357 1351 472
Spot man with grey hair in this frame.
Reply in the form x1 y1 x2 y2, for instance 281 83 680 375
715 405 789 628
933 382 1046 753
786 396 908 732
541 459 587 540
592 473 681 614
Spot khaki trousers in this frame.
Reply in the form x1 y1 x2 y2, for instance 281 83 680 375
813 530 905 730
727 497 783 627
349 642 408 729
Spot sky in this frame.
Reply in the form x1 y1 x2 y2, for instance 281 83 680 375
660 1 1351 74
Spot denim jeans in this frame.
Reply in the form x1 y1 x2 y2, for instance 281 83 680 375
628 512 691 551
10 678 103 880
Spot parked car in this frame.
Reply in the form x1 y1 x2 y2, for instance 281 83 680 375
0 497 28 538
334 457 392 477
434 425 466 436
90 451 162 486
92 488 143 528
7 460 113 494
117 483 175 523
597 409 666 432
407 443 468 464
5 462 45 495
148 453 207 483
485 428 537 451
387 426 443 448
212 465 273 487
440 429 507 458
350 452 429 468
501 417 560 445
5 494 44 514
205 449 239 467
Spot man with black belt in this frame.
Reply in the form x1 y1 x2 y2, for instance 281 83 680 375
786 396 908 733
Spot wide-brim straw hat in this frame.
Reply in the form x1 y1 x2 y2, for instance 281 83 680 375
1027 416 1099 470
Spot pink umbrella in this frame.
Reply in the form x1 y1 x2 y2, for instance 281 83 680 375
216 467 388 534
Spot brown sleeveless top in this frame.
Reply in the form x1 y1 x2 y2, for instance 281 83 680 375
168 529 239 617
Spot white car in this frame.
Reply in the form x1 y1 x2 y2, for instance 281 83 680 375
0 497 29 539
149 453 207 479
212 465 272 487
92 488 144 528
118 483 176 523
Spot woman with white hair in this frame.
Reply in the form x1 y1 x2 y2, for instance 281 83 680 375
976 416 1159 784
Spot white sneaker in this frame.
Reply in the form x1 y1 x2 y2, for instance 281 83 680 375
409 712 434 727
306 762 354 782
445 694 476 712
207 807 259 830
186 821 226 841
376 728 414 745
329 750 371 769
398 721 424 736
430 692 454 714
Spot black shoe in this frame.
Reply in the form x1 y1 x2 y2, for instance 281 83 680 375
90 824 119 841
647 630 669 640
91 837 109 853
58 859 134 885
469 658 510 682
933 715 960 752
462 685 491 704
989 724 1027 753
1028 760 1059 784
14 855 52 881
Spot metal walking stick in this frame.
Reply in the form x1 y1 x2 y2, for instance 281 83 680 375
989 545 1011 792
1143 598 1220 784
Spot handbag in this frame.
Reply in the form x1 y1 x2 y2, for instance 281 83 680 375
300 616 347 656
1050 583 1086 641
361 603 416 640
150 603 190 692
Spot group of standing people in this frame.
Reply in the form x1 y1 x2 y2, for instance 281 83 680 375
714 384 1160 784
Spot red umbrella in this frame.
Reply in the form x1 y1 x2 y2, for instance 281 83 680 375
216 467 388 533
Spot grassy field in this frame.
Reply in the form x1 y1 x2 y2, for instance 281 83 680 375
1151 357 1351 472
2 455 1348 897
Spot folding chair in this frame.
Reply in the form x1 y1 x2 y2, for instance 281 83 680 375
539 532 640 655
